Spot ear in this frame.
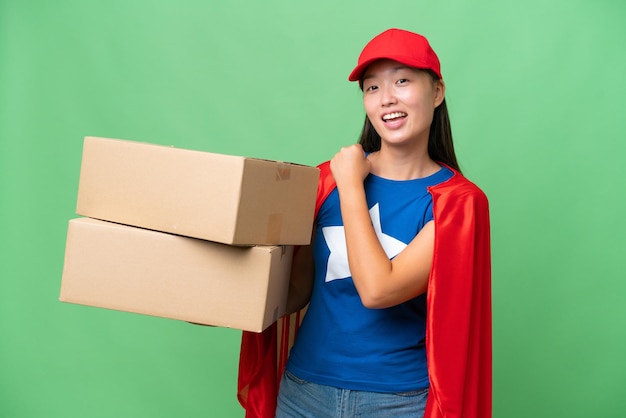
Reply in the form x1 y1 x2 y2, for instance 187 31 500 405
434 80 445 108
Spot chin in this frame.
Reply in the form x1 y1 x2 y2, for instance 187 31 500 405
381 135 415 147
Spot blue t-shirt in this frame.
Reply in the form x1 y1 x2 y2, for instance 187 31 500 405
286 166 453 393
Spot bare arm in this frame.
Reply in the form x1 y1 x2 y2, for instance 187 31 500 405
284 228 315 315
330 145 434 309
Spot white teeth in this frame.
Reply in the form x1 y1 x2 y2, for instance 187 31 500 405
382 112 407 121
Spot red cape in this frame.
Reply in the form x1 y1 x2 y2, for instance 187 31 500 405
238 161 491 418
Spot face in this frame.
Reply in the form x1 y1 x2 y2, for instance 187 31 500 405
361 59 444 149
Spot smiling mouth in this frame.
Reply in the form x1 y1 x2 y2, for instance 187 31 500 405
382 112 407 122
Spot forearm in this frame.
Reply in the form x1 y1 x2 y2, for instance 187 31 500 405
284 230 315 315
337 183 394 307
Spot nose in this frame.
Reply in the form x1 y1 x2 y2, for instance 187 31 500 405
380 85 397 107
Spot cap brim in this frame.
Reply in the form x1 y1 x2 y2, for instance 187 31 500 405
348 56 397 82
348 55 441 82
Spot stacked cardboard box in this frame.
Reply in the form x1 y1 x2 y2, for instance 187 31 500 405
60 137 319 332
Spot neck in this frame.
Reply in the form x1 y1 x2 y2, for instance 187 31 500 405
369 142 440 180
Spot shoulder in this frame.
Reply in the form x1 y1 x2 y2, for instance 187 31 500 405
317 160 331 174
316 160 334 185
430 170 489 212
432 169 486 197
314 161 337 217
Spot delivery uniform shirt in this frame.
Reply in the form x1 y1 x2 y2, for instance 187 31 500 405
285 166 453 393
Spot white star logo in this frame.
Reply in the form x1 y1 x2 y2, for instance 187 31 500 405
322 203 407 282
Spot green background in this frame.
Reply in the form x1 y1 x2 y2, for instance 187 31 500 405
1 0 625 417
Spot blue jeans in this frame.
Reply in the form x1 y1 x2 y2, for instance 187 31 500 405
275 370 428 418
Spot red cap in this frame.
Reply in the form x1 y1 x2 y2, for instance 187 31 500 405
348 28 442 82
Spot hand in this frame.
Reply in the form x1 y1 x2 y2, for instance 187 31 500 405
329 144 371 189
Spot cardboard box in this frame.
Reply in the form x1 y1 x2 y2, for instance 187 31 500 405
76 136 319 245
59 218 293 332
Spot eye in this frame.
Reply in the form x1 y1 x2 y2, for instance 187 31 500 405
364 84 378 92
397 78 409 85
